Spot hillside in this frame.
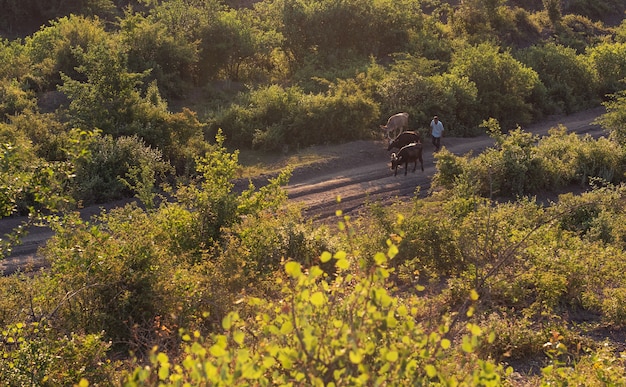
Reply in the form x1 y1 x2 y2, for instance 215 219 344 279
2 0 626 385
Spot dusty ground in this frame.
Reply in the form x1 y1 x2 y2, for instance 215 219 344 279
0 106 607 275
283 106 606 222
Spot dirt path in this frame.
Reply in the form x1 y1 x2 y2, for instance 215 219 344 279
0 107 607 275
285 106 607 222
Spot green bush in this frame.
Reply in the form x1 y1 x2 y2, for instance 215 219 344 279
585 41 626 95
517 42 598 114
0 79 36 119
0 321 117 386
213 83 378 150
119 11 199 98
450 42 542 130
24 15 112 91
595 89 626 146
433 123 626 198
73 134 170 205
376 63 482 136
124 254 506 386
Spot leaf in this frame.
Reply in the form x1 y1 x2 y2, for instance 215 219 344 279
285 261 302 278
461 336 474 353
387 244 399 259
263 356 276 368
209 344 227 357
336 258 350 270
233 330 245 345
349 350 362 364
310 291 325 306
441 338 451 349
280 321 293 334
470 289 479 301
158 363 170 381
386 350 399 362
468 323 482 336
425 364 437 378
320 251 332 263
374 252 387 265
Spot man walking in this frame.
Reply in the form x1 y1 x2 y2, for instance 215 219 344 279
430 115 444 152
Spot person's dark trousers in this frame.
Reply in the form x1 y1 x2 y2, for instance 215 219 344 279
432 135 441 151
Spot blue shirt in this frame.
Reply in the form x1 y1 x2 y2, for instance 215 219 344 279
430 119 444 138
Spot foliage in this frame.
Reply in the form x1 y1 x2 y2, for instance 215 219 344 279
213 82 379 150
585 42 626 96
376 59 482 136
0 321 117 386
278 0 418 70
0 0 116 39
450 42 542 130
433 122 626 197
517 42 598 114
119 10 199 98
71 133 170 205
0 1 626 384
596 89 626 146
124 251 506 386
23 15 112 92
0 79 36 119
0 123 75 218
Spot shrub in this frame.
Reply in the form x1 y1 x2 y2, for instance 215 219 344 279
0 79 36 119
0 321 117 386
73 134 170 205
585 41 626 95
24 15 112 91
450 42 542 130
119 11 198 98
433 123 626 198
517 43 598 114
123 255 506 386
213 83 378 150
595 89 626 146
376 65 481 136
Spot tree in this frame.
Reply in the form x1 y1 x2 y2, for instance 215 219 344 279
119 11 199 98
450 42 541 130
517 42 597 114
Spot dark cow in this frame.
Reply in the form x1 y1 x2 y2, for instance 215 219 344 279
387 131 421 151
390 142 424 176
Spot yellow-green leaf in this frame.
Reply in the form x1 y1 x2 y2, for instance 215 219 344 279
310 291 325 306
387 244 399 259
280 321 293 334
470 289 479 301
233 330 245 345
349 350 362 364
386 350 399 362
336 258 350 270
320 251 332 263
425 365 437 378
158 363 170 381
285 261 302 278
209 344 227 357
374 252 387 265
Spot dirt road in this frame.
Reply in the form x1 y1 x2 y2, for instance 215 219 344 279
0 107 607 275
285 106 607 222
